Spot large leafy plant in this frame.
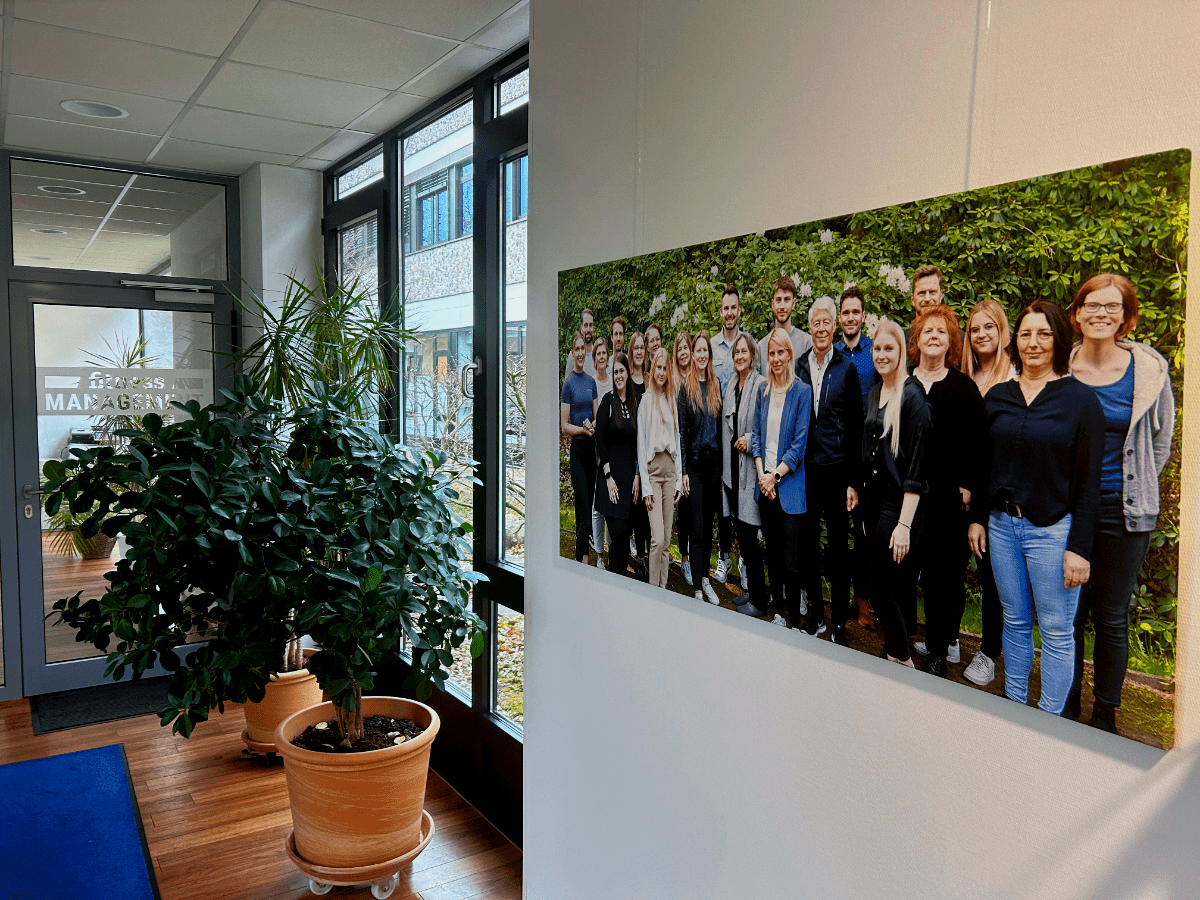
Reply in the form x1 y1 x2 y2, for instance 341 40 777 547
42 376 484 742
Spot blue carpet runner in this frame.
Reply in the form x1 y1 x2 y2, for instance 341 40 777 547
0 743 159 899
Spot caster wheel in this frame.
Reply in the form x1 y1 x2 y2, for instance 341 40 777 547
308 879 332 895
371 873 399 899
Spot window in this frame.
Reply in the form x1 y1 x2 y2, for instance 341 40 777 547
321 46 528 844
336 153 383 199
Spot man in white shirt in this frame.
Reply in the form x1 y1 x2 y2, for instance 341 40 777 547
565 308 597 379
758 276 812 378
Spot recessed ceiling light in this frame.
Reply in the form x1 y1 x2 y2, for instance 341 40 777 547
60 99 128 119
37 184 87 196
31 228 68 235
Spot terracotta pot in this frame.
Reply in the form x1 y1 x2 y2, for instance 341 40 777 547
275 696 439 869
243 648 323 748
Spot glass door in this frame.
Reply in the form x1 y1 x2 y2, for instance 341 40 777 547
10 281 220 694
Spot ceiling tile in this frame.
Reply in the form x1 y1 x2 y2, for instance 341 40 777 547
349 92 428 134
402 44 502 99
5 115 159 162
292 0 522 42
13 0 256 56
7 75 184 135
230 1 456 90
307 130 376 162
468 0 529 51
198 62 388 128
10 21 216 101
150 138 297 176
175 106 336 156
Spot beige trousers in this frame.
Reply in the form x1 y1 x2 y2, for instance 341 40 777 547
646 451 677 588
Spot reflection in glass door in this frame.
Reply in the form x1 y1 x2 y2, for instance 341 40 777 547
14 286 216 694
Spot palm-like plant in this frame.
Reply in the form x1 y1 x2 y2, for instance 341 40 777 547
233 271 408 423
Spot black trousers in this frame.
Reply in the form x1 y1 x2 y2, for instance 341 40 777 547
917 493 970 657
726 483 766 603
632 502 650 557
1070 492 1152 708
866 503 922 660
758 494 804 623
802 461 852 627
605 515 635 577
977 527 1004 659
687 453 722 585
569 436 596 561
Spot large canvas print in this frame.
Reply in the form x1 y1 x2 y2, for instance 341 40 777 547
558 150 1188 750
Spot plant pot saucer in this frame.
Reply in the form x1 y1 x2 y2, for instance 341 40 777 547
240 728 278 756
285 810 435 898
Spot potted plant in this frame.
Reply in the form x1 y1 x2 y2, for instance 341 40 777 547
227 269 407 751
42 375 484 873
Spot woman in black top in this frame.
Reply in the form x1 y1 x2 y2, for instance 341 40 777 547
968 300 1103 715
907 304 986 677
861 319 931 665
678 331 723 605
626 331 650 569
596 352 641 578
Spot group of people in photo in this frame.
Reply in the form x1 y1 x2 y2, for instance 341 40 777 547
561 265 1175 729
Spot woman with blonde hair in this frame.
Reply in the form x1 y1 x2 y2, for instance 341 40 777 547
752 327 811 628
679 331 724 604
638 347 683 587
860 319 931 665
959 299 1016 686
672 330 695 583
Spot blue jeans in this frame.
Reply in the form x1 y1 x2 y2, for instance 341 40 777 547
988 511 1081 714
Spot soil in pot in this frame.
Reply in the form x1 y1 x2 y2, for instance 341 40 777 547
292 715 424 753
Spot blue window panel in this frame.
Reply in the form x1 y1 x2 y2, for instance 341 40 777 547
437 191 449 242
420 195 434 248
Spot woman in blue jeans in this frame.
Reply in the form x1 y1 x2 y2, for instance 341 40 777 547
969 300 1104 715
1064 274 1174 732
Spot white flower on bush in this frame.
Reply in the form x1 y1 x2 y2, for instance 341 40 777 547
865 313 880 337
819 229 833 244
844 279 857 290
649 292 666 316
878 263 891 279
710 265 719 276
755 230 765 237
696 282 705 294
799 283 813 298
897 274 911 294
669 302 689 327
791 272 802 288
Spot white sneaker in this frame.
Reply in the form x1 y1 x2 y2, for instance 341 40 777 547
630 537 637 558
701 578 720 605
963 651 995 686
682 560 692 586
714 555 732 584
771 614 788 627
914 640 960 662
798 589 808 617
739 557 749 592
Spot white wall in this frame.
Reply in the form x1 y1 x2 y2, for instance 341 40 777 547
239 163 322 315
525 1 1200 898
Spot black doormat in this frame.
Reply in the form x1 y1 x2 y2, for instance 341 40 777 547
30 677 171 735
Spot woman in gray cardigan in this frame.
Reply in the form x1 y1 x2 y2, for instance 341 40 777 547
722 333 768 616
1065 273 1175 732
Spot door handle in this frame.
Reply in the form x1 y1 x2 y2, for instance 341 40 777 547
460 357 480 399
22 484 45 500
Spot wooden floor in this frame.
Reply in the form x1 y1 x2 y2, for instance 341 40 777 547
0 697 521 900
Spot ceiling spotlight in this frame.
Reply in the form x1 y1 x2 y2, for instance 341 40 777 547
31 227 68 235
37 184 87 196
60 99 128 119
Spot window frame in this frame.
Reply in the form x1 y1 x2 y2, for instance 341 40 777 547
321 45 528 846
